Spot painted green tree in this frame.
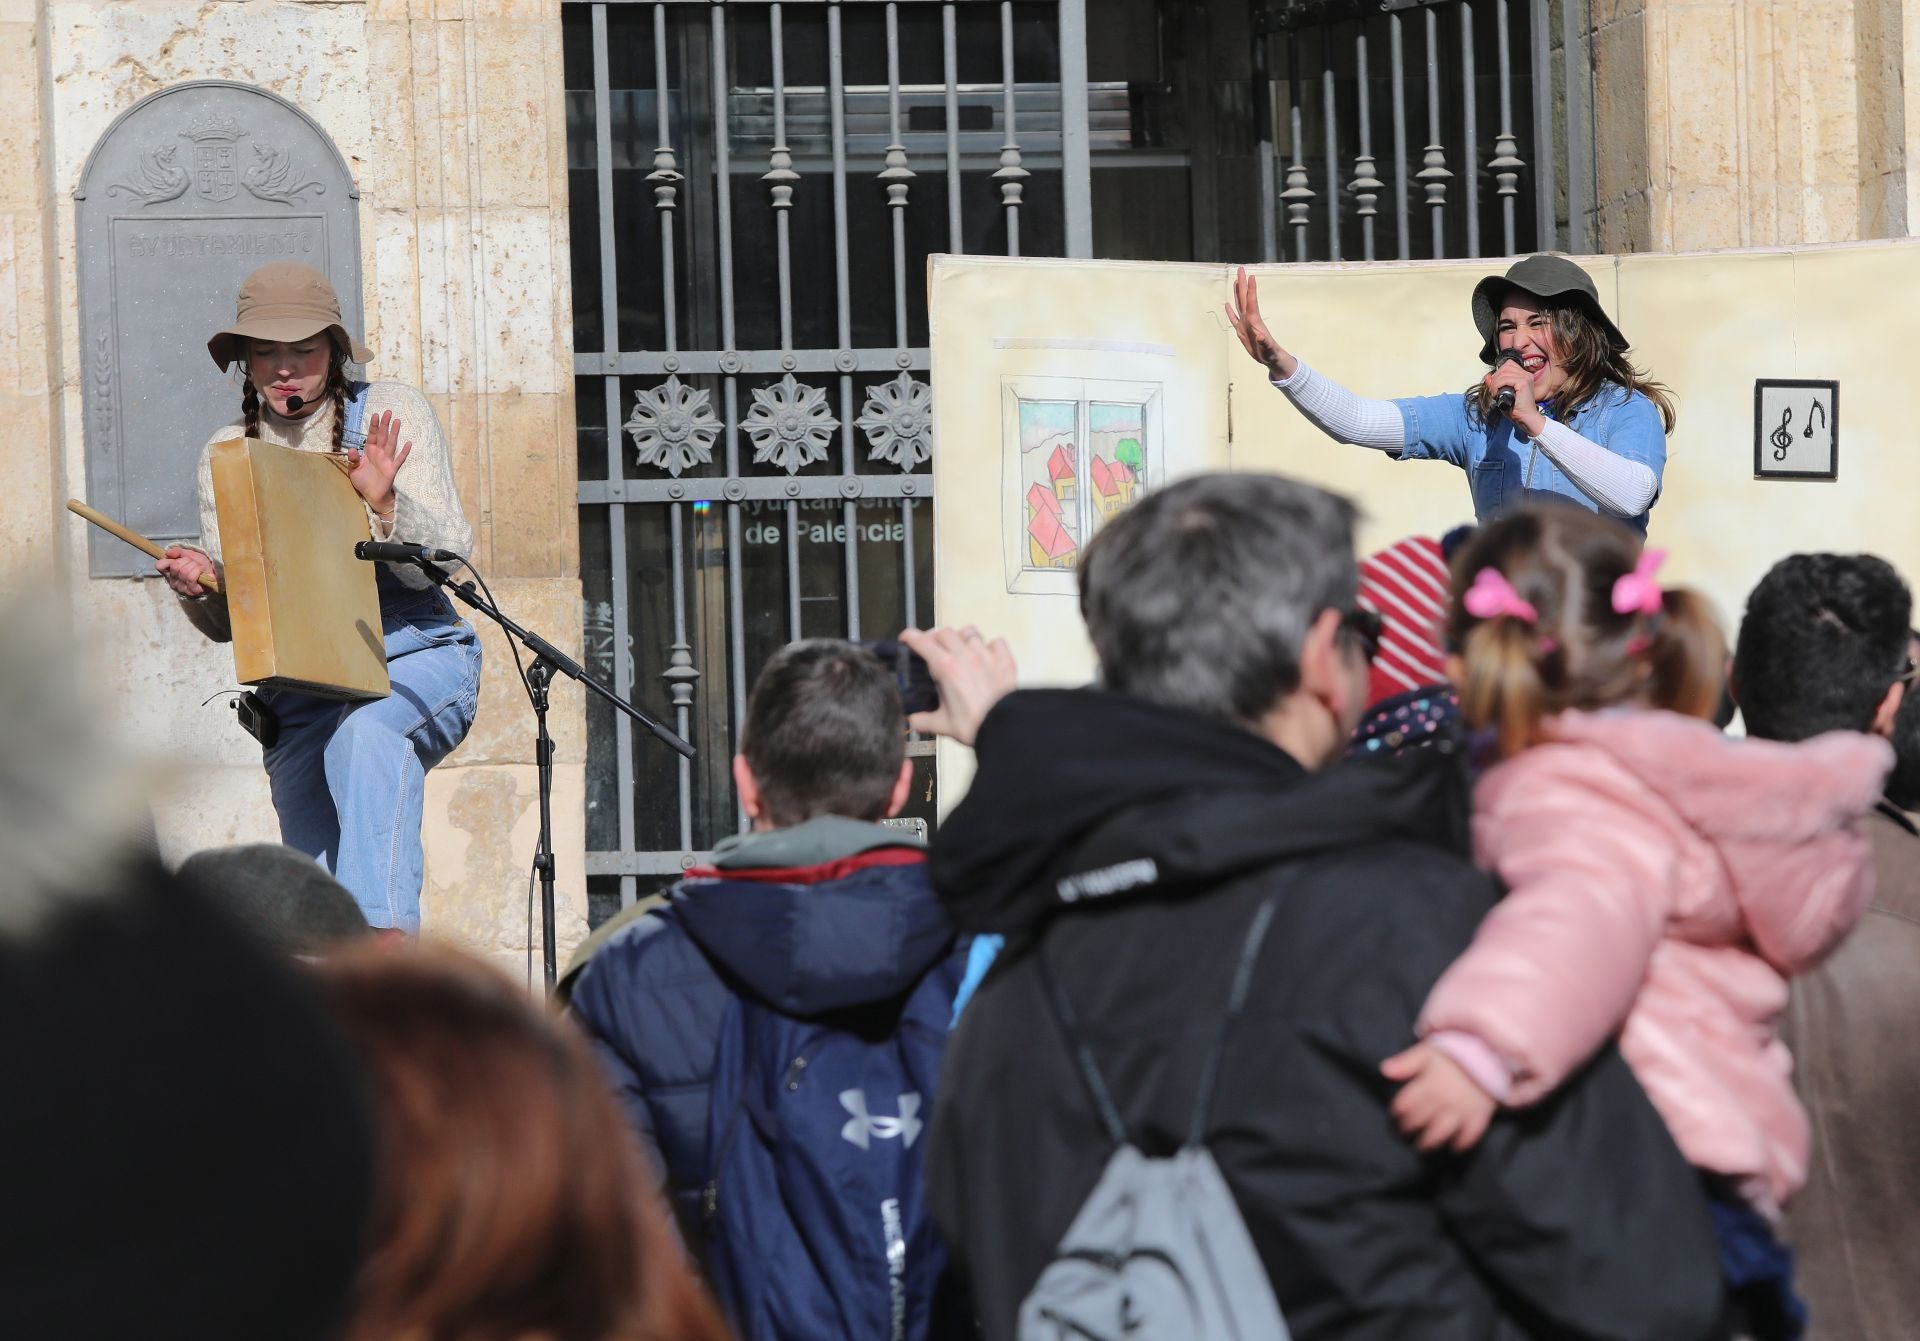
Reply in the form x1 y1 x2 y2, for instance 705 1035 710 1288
1115 437 1144 473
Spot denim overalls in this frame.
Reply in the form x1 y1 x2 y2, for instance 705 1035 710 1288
258 383 482 932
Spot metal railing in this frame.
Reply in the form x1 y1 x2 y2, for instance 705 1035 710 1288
565 1 1088 910
1252 0 1593 261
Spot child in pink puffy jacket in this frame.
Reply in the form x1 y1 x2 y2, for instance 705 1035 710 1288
1381 506 1890 1335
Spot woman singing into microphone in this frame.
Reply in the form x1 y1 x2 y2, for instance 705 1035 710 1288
155 262 481 935
1226 254 1676 533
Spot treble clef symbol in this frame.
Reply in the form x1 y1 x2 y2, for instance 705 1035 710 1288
1771 406 1794 461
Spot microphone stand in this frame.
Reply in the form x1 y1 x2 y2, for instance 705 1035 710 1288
405 555 694 990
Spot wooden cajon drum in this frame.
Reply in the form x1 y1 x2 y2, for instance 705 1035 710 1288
210 437 391 700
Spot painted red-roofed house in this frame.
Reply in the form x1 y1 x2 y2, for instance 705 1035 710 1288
1089 456 1138 518
1027 481 1062 519
1027 504 1078 569
1048 444 1077 502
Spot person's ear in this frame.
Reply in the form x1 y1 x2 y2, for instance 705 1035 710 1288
1297 608 1351 718
1872 681 1905 739
732 754 765 824
884 758 915 818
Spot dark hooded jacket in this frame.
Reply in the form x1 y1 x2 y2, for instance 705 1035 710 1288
926 689 1727 1341
570 816 966 1245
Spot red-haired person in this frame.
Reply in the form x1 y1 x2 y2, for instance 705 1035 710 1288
313 944 731 1341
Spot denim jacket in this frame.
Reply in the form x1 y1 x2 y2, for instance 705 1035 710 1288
1392 382 1667 534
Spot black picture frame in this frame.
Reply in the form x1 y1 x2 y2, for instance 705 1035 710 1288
1753 378 1840 481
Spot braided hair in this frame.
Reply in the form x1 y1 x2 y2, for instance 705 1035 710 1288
326 347 351 453
241 377 261 438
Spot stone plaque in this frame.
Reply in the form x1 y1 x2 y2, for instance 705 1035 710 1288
76 80 362 577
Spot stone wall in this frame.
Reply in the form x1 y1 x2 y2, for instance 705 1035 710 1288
0 0 586 982
1594 0 1920 250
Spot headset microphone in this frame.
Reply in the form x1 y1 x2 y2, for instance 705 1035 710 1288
285 394 306 414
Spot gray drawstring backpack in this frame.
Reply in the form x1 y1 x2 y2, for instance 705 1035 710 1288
1018 896 1294 1340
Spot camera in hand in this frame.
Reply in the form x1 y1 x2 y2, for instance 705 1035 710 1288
859 640 940 717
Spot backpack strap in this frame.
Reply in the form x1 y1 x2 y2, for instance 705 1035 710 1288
1035 872 1298 1153
341 381 372 450
1036 944 1129 1147
1187 894 1282 1146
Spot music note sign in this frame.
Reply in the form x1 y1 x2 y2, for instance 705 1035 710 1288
1753 379 1840 481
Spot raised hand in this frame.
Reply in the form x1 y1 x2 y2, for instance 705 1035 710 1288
897 626 1018 748
1224 267 1298 380
348 408 412 518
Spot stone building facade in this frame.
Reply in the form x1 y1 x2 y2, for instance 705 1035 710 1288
1 0 586 978
4 0 1917 974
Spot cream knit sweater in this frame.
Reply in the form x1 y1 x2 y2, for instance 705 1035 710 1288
190 381 475 593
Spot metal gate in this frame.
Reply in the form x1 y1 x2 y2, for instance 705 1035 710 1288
1252 0 1594 261
563 0 1091 914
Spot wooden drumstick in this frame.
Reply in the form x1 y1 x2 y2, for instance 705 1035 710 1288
66 498 220 593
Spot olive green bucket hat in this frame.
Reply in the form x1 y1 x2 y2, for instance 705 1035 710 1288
207 262 374 370
1470 254 1627 366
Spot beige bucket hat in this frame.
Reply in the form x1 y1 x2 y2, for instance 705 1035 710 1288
206 262 374 370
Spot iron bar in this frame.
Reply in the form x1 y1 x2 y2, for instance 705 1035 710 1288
651 3 681 351
787 499 803 638
996 1 1028 256
581 347 930 377
884 2 915 350
592 3 638 909
1418 6 1452 255
583 477 930 504
828 6 862 636
1322 38 1340 261
1060 0 1093 255
1492 0 1524 254
709 5 748 833
1283 38 1313 261
667 501 694 853
1389 12 1410 257
1460 0 1480 257
767 3 797 351
944 2 962 251
1353 27 1381 260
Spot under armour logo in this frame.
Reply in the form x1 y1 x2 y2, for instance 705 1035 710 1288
840 1089 924 1150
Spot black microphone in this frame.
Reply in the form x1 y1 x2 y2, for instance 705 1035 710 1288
1491 350 1526 415
285 394 306 414
354 540 461 564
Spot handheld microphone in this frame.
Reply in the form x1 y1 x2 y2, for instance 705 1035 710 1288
1491 350 1526 415
285 394 306 414
354 540 461 564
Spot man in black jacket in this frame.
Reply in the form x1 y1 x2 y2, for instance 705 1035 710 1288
907 473 1725 1341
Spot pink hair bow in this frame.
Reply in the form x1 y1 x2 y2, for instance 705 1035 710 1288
1463 567 1539 624
1612 548 1668 616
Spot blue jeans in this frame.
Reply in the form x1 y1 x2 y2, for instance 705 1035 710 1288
259 576 482 932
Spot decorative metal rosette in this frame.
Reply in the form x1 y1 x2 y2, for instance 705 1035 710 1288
855 372 931 472
743 374 839 474
625 375 721 477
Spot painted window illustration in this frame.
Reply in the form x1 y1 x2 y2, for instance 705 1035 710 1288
1003 378 1161 593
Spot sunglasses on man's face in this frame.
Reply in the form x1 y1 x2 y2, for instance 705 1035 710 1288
1340 606 1383 664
